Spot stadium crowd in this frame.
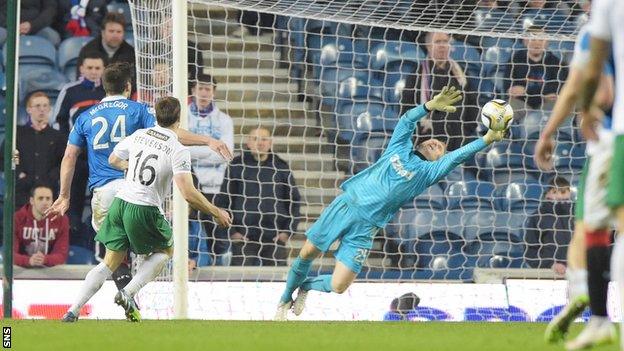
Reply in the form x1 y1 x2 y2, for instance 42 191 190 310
0 0 592 277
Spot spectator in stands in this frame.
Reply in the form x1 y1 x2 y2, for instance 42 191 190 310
401 31 479 151
56 0 108 38
188 73 234 261
232 10 275 37
0 0 61 46
53 50 107 245
525 176 574 272
54 51 107 134
13 184 69 268
0 92 65 208
508 26 568 113
77 12 135 75
220 127 301 266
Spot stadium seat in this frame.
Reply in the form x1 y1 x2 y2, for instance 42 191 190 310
0 95 5 127
18 68 68 103
350 137 387 173
553 142 585 173
0 69 5 96
58 36 92 81
409 184 446 210
67 245 97 265
3 36 57 70
493 182 543 213
549 40 575 63
370 41 424 87
107 1 133 31
474 8 516 33
465 240 525 268
449 40 481 79
320 38 369 69
445 181 494 210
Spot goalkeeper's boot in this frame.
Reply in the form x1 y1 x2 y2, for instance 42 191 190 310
564 317 616 351
114 290 142 322
274 300 292 321
293 288 308 316
61 311 78 323
544 294 589 343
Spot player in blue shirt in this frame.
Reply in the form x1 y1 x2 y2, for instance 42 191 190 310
46 63 232 322
275 87 506 320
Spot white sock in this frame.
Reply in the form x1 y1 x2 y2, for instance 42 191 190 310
69 262 112 315
611 234 624 342
566 268 588 300
123 253 169 297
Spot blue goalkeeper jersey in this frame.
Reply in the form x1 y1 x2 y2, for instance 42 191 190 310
68 95 156 190
340 105 488 227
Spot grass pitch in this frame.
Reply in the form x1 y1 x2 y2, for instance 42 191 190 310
1 320 619 351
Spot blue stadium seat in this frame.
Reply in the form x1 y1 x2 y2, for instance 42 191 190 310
350 137 387 173
549 40 575 63
319 38 369 69
67 245 97 265
518 8 569 33
485 142 537 184
58 36 92 81
474 8 516 32
465 240 525 268
493 182 543 212
370 41 424 86
335 99 396 142
450 40 481 79
0 95 5 127
107 1 133 31
4 36 57 70
409 184 446 210
319 67 371 99
18 68 68 103
445 181 494 210
125 31 135 46
554 142 586 173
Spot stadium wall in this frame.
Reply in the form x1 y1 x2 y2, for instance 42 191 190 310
3 280 621 322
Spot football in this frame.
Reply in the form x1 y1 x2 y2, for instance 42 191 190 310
480 99 514 131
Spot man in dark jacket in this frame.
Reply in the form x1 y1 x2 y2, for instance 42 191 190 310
0 92 65 208
525 176 575 271
0 0 61 46
400 31 479 151
77 12 135 75
220 127 301 266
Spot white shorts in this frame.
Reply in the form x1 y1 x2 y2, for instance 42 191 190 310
584 129 615 230
91 179 125 232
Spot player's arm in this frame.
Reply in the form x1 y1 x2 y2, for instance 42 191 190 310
46 144 81 219
580 0 612 140
425 130 503 184
108 134 133 171
386 86 462 153
173 172 232 228
175 128 233 161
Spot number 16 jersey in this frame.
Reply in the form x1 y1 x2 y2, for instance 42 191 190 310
112 125 192 213
68 95 156 190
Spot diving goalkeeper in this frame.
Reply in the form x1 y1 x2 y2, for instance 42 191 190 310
275 86 506 319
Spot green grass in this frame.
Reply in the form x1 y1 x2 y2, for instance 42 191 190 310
1 320 619 351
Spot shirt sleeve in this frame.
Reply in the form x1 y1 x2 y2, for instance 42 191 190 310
112 134 134 160
67 118 87 148
424 138 488 184
140 104 157 128
172 147 192 175
384 104 429 156
570 28 591 69
588 0 612 41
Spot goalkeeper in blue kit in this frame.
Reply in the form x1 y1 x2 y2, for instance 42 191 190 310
275 87 506 319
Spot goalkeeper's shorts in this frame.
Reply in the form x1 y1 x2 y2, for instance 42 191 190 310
306 194 380 274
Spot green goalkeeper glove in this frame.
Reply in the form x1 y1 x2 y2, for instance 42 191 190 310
483 129 505 145
424 86 463 113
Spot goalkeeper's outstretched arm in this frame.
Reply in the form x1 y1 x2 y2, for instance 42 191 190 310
385 86 463 154
425 129 504 184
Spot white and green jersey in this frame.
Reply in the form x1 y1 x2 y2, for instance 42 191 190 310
112 125 192 212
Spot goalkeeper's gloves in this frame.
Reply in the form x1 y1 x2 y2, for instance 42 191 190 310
483 129 505 145
424 86 463 113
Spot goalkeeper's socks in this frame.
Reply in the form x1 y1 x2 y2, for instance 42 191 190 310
280 257 313 303
586 229 611 318
69 262 113 315
124 252 170 297
566 268 588 300
300 275 333 293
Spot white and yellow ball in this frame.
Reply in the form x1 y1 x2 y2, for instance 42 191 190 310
480 99 514 131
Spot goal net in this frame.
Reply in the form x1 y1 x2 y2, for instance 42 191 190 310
127 0 590 321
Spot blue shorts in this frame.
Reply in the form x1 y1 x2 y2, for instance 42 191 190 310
306 195 380 273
